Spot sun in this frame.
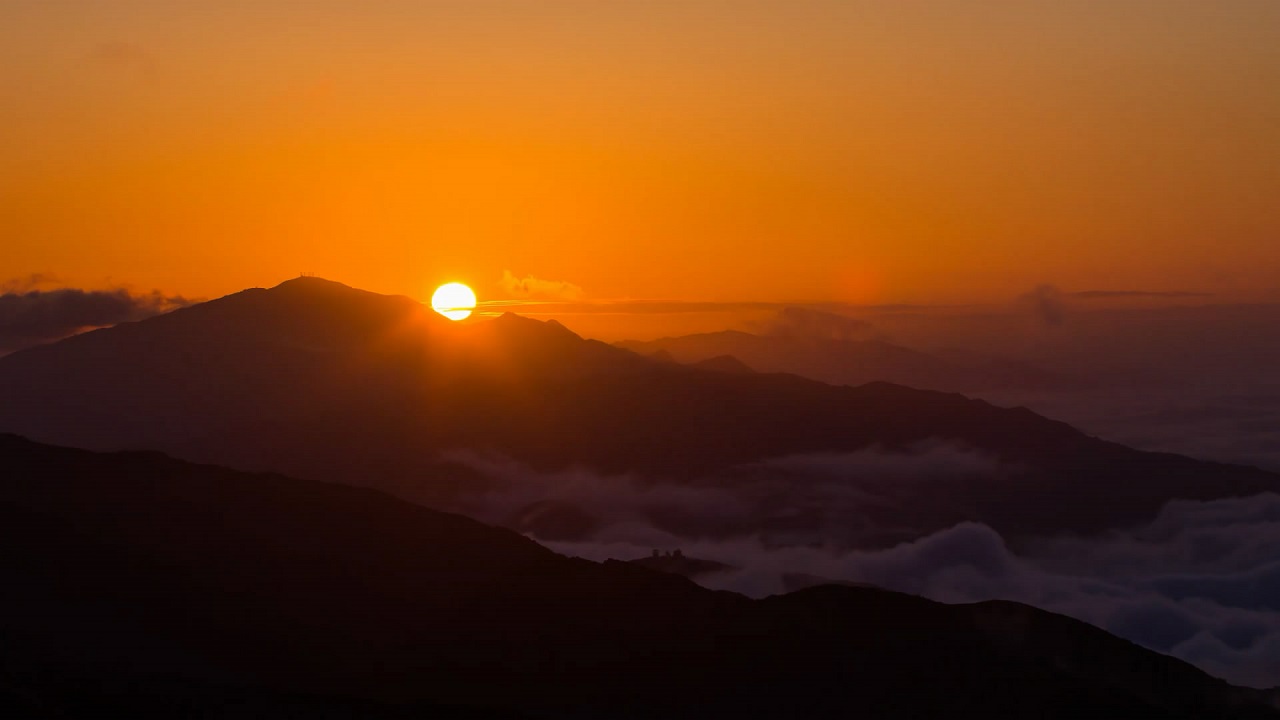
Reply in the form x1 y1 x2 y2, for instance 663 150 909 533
431 282 477 321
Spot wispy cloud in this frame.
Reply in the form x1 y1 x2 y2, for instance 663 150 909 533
0 273 60 293
477 299 933 316
499 270 585 301
1018 284 1067 327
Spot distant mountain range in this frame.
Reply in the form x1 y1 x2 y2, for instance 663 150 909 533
3 434 1276 718
0 277 1273 546
616 309 1071 394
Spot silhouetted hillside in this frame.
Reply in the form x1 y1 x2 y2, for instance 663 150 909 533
2 435 1277 718
0 277 1274 543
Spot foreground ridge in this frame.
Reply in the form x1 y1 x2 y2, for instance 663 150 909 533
2 434 1276 718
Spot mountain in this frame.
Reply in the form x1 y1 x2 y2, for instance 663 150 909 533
2 434 1277 718
0 276 1274 545
687 353 755 374
617 323 1069 394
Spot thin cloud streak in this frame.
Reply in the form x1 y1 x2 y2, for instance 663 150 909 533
1074 290 1215 299
499 270 585 301
477 299 940 316
480 289 1228 318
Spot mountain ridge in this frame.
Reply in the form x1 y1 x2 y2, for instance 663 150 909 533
0 277 1274 544
616 318 1073 394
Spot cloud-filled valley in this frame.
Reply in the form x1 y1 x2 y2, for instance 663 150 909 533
443 451 1280 689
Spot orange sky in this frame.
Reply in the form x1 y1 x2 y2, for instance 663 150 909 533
2 1 1278 313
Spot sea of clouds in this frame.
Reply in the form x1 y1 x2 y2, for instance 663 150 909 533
445 451 1280 689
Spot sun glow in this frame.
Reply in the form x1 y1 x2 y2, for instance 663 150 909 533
431 283 477 321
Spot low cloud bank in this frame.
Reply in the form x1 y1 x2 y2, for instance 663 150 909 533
442 448 1280 688
444 443 1012 549
547 493 1280 689
0 284 193 353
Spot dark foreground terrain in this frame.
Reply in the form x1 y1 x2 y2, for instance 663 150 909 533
3 435 1276 718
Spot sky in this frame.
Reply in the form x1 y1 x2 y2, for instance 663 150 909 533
2 1 1278 313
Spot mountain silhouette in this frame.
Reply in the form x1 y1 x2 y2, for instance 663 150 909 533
617 322 1070 394
0 276 1274 543
3 434 1277 719
687 353 756 375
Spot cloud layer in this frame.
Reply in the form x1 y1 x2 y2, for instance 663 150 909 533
0 285 192 353
443 443 1013 549
437 449 1280 689
544 492 1280 689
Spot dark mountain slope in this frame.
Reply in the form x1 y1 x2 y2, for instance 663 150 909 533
1 435 1276 718
0 277 1273 539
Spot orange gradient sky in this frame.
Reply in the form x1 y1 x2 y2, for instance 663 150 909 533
3 1 1278 312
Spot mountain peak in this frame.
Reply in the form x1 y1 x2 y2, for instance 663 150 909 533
689 354 754 375
271 275 358 292
263 275 402 305
490 312 584 341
